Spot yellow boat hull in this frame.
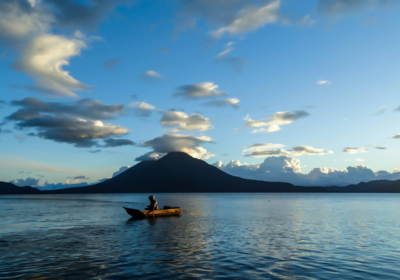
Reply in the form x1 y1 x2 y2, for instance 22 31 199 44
123 207 181 219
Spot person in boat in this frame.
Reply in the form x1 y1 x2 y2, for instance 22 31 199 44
145 195 158 211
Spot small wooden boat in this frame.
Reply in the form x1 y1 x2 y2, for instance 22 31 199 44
123 207 181 219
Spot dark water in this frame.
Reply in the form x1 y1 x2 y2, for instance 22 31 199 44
1 194 400 279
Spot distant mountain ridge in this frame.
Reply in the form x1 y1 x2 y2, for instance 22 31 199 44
51 152 324 193
1 152 400 194
0 182 41 194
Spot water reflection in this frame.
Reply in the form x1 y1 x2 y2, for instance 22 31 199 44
0 193 400 279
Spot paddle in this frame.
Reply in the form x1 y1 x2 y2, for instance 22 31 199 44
147 206 155 218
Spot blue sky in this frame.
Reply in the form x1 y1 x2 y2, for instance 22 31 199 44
1 0 400 187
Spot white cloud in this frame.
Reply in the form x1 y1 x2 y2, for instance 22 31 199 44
216 48 234 58
317 80 331 85
343 147 367 154
243 144 333 158
355 158 365 162
66 175 89 184
211 0 281 38
0 1 49 41
135 152 164 161
14 33 89 98
243 143 285 152
244 111 309 133
144 70 163 79
128 101 156 117
159 110 213 132
203 98 240 108
225 41 235 48
173 82 227 99
291 145 334 156
0 1 100 98
112 166 130 177
393 134 400 139
215 155 400 186
141 133 214 160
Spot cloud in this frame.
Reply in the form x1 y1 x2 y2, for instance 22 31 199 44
13 116 128 148
216 48 233 58
243 144 333 158
159 110 213 132
244 111 309 133
112 166 130 177
317 80 331 85
210 0 281 38
140 133 214 160
343 147 367 154
243 143 285 152
173 82 227 99
6 97 129 148
0 126 12 134
0 0 127 39
291 145 334 156
143 70 163 79
0 0 129 98
13 32 90 98
102 138 135 148
89 149 102 154
135 152 164 161
374 106 386 115
102 58 121 69
38 181 89 191
315 0 398 16
204 98 240 108
131 94 138 99
355 158 365 162
8 97 124 120
215 155 400 186
18 171 32 174
374 146 386 150
128 101 156 117
72 175 89 180
0 0 48 42
10 177 40 187
15 134 26 141
225 41 235 48
215 47 247 72
43 0 128 31
393 134 400 139
177 0 314 38
66 175 89 184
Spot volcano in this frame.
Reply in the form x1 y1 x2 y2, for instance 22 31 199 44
52 152 325 193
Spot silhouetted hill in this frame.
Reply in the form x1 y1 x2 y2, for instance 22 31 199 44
4 153 400 194
51 152 327 193
0 182 41 195
328 179 400 193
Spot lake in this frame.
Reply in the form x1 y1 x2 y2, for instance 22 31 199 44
1 193 400 279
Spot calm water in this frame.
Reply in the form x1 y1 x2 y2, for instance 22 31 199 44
1 193 400 279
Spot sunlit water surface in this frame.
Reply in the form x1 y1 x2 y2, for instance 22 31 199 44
1 193 400 279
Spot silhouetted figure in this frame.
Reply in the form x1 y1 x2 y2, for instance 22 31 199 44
145 195 158 211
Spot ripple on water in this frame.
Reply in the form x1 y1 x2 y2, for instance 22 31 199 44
1 193 400 279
